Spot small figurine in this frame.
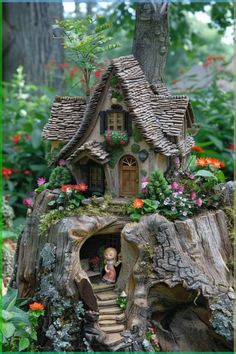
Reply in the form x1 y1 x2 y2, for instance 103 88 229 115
102 247 121 284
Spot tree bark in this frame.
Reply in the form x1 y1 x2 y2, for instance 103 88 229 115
3 2 64 89
132 2 169 83
11 188 234 351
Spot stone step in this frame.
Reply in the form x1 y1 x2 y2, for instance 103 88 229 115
99 319 117 326
100 324 125 334
99 313 125 322
103 333 124 347
96 291 117 301
99 306 122 315
93 283 115 293
98 299 117 307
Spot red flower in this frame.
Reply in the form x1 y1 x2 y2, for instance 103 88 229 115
196 158 208 167
203 55 225 67
59 62 69 69
74 183 88 192
12 134 21 144
69 68 79 78
24 170 31 175
89 256 100 265
61 184 73 192
172 80 177 85
133 198 144 209
29 302 45 311
120 140 125 145
191 145 205 153
229 144 234 151
95 69 101 79
25 134 31 140
2 167 12 178
14 169 20 174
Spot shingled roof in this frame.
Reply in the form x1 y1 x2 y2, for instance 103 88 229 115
67 141 109 163
51 55 195 163
42 96 86 141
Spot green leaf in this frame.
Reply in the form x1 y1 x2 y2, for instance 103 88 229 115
48 200 56 206
2 310 14 321
2 322 16 338
31 127 42 149
2 288 18 311
19 337 30 351
130 213 141 222
194 170 216 178
208 135 223 150
215 170 225 183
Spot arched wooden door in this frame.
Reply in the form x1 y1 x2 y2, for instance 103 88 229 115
119 155 139 196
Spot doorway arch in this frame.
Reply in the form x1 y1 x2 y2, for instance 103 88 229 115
79 233 121 284
119 155 139 197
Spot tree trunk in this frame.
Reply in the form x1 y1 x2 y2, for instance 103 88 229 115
11 189 234 352
132 2 169 83
3 2 64 89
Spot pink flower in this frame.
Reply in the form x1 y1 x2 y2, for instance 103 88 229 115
195 198 203 207
58 159 66 166
37 177 46 186
191 192 196 200
171 182 179 191
23 198 33 207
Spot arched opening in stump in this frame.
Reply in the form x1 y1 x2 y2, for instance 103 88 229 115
79 233 122 285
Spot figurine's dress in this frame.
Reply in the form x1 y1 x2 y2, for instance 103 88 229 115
103 260 116 283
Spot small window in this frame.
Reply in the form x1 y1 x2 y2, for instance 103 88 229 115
108 111 124 131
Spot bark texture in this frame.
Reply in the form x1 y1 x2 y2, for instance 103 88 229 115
12 189 234 351
133 2 169 83
3 2 64 88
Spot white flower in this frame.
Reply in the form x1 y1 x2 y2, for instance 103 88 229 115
171 207 176 211
20 109 27 117
180 202 184 207
182 211 187 216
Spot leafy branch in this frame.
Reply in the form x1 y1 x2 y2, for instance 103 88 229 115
53 17 119 97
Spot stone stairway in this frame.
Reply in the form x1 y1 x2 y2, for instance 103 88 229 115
93 283 128 350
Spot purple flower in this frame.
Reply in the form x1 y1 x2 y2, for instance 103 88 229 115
195 198 203 207
191 192 196 200
171 182 179 191
189 174 195 180
174 157 180 164
37 177 46 186
23 198 33 207
28 191 35 197
58 159 66 166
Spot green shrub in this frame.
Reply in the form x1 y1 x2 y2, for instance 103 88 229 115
48 167 72 189
147 171 171 201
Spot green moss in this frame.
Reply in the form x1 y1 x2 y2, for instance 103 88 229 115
39 194 115 237
131 143 140 154
133 126 142 143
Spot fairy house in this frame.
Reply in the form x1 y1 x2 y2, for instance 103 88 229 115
42 54 196 197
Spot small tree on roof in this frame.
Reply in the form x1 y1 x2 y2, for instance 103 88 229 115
53 16 119 98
